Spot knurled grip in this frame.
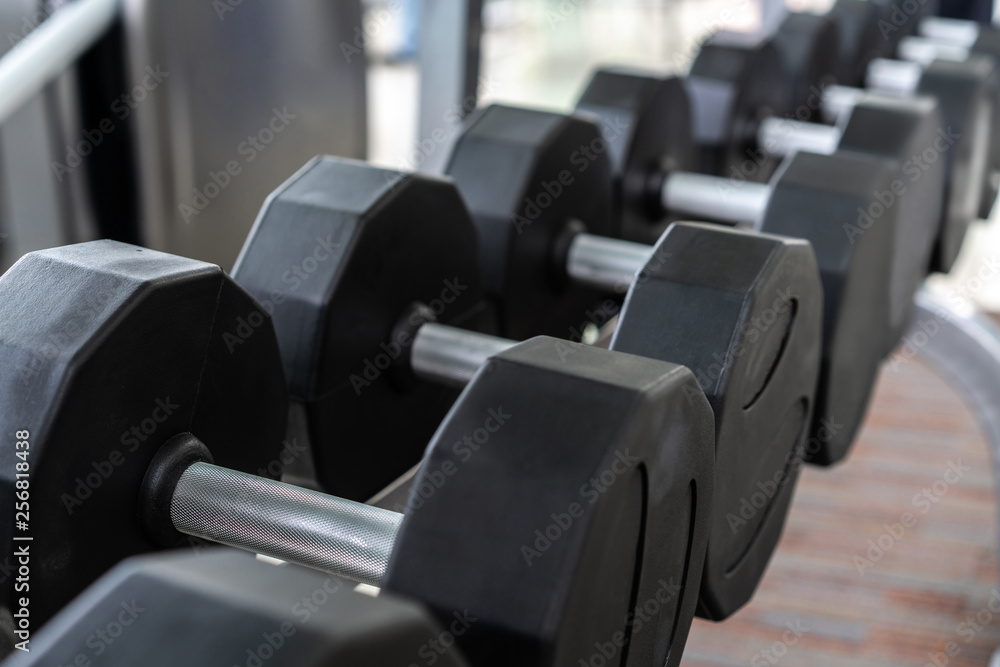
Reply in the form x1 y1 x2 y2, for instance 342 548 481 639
170 462 402 587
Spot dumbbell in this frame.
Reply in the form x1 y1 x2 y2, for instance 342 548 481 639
767 12 840 116
684 31 791 177
458 89 889 466
0 240 715 667
896 33 1000 216
867 0 940 46
579 68 941 358
689 25 991 275
7 550 470 666
825 0 896 86
821 56 999 266
233 156 822 620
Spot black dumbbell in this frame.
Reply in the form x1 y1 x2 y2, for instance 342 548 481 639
897 33 1000 217
768 12 840 117
867 0 940 48
825 0 896 86
233 156 823 621
579 68 941 359
470 86 890 466
685 31 791 176
0 240 715 667
820 56 998 270
688 25 992 276
6 550 470 667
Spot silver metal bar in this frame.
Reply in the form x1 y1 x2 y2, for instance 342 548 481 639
898 36 970 65
411 322 515 388
661 172 769 228
566 233 653 293
170 462 402 587
918 17 980 47
757 117 840 157
865 58 923 97
0 0 120 127
821 85 863 124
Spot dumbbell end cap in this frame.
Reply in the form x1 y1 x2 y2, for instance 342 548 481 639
138 434 214 548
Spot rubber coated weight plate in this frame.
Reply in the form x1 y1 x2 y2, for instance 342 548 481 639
0 241 287 638
872 0 938 47
232 157 486 500
760 151 898 465
383 338 715 667
836 94 945 347
687 31 789 178
444 104 615 339
770 12 840 120
912 57 998 271
828 0 894 86
9 550 468 667
611 222 822 620
575 68 695 244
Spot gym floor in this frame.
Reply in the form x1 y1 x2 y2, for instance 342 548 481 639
365 1 1000 663
685 352 999 665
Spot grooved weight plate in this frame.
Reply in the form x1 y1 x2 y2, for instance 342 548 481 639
760 151 898 465
384 338 715 667
611 222 823 619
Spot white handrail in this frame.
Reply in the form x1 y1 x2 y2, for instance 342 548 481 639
0 0 120 126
